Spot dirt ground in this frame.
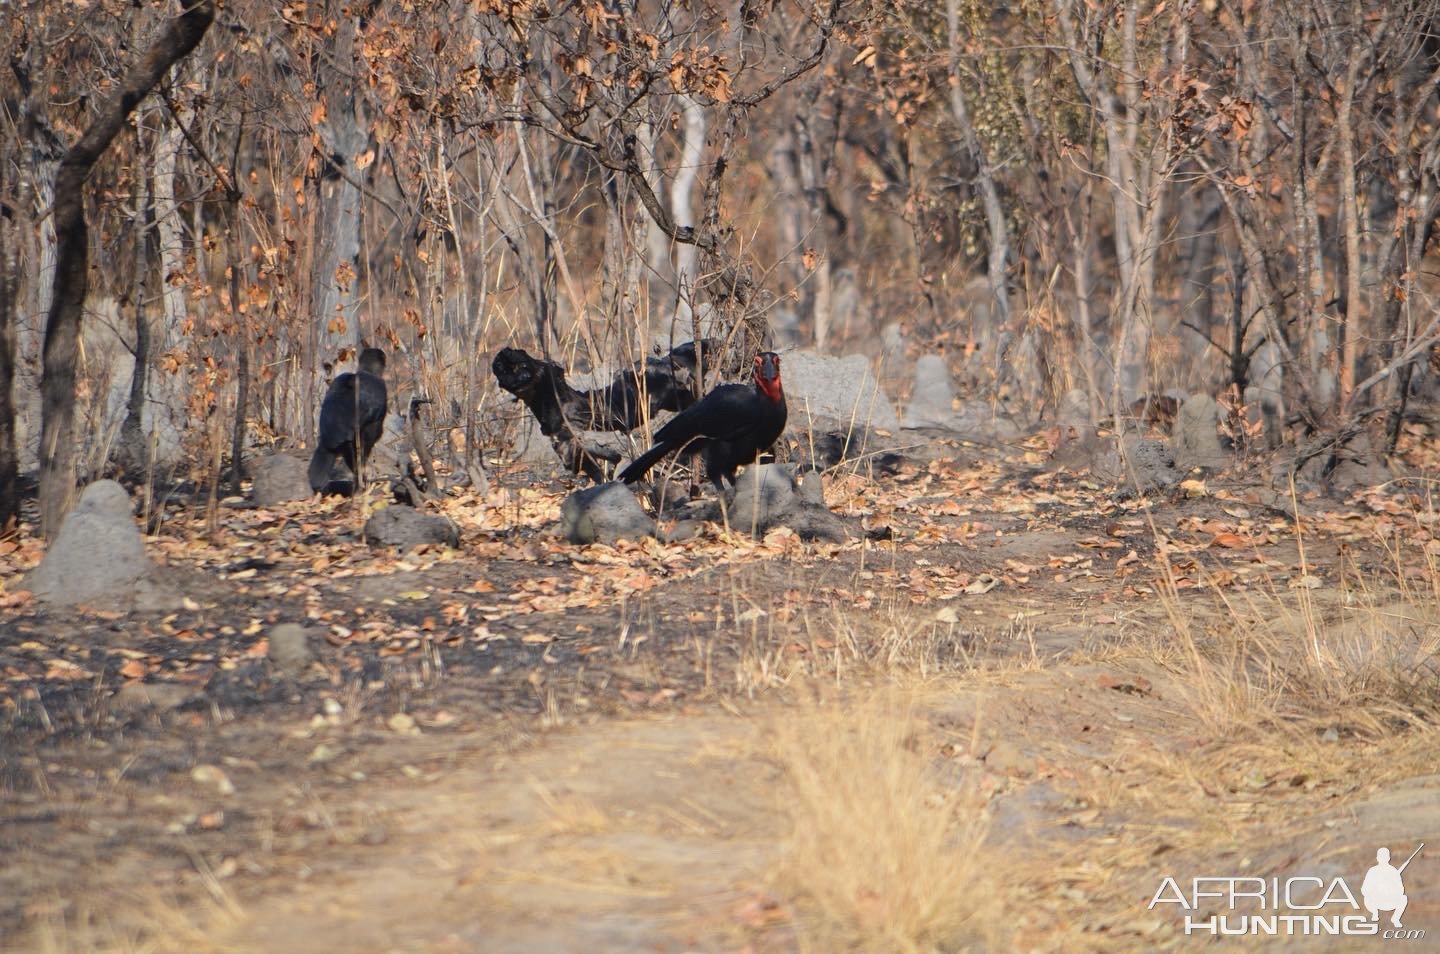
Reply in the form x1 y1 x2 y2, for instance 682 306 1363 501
4 436 1440 952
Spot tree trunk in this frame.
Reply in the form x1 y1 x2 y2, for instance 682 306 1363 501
228 205 249 497
600 171 628 342
310 24 366 365
792 104 835 351
38 0 215 538
669 98 706 326
635 120 670 308
945 0 1012 344
0 172 19 533
1176 184 1222 378
12 48 60 481
120 141 153 476
152 103 189 456
1335 55 1362 407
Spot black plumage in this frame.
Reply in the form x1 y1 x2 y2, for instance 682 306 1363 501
619 352 787 491
308 348 388 493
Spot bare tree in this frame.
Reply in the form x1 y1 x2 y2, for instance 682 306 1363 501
37 0 215 537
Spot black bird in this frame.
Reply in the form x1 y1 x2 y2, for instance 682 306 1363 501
309 347 388 493
619 352 787 491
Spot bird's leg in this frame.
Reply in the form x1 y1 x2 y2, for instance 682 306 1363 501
684 457 701 499
341 446 359 493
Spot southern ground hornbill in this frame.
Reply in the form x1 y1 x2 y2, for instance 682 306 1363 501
619 352 787 491
309 347 389 492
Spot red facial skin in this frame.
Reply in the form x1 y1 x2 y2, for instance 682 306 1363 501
754 353 783 404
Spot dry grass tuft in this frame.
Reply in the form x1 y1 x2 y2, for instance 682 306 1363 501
1148 550 1440 742
767 685 999 953
24 890 240 954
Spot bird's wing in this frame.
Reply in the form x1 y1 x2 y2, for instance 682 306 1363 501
318 373 359 450
356 372 388 426
653 384 762 445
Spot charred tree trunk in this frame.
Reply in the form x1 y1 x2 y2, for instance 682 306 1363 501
38 0 215 538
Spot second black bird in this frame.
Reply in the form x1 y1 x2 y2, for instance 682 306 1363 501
309 347 389 493
619 351 787 491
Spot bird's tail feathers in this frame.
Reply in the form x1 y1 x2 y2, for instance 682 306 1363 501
308 448 337 493
618 441 674 484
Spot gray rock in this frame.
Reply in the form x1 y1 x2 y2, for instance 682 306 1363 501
560 482 655 544
1312 431 1392 491
1092 437 1182 493
796 469 826 508
27 480 153 606
881 322 909 370
250 453 314 505
782 351 900 432
661 519 704 542
515 415 561 466
903 355 959 430
1175 394 1230 469
950 401 1024 441
363 506 461 550
726 464 852 542
1122 437 1182 493
900 355 1022 440
268 623 317 675
112 681 196 713
515 414 636 474
131 576 186 612
729 463 800 531
772 307 802 348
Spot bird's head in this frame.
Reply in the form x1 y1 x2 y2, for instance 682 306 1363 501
754 351 783 403
358 348 387 376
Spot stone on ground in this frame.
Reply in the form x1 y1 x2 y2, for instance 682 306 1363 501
1305 431 1392 492
782 351 900 432
560 482 654 544
900 355 1022 440
1120 437 1182 493
1088 436 1183 494
368 411 415 477
250 453 314 505
727 464 852 542
27 480 159 606
364 505 461 550
903 355 959 430
112 681 197 713
1174 394 1230 469
515 414 561 466
268 623 317 676
729 463 799 531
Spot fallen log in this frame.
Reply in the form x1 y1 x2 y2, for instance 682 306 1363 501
492 339 725 480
